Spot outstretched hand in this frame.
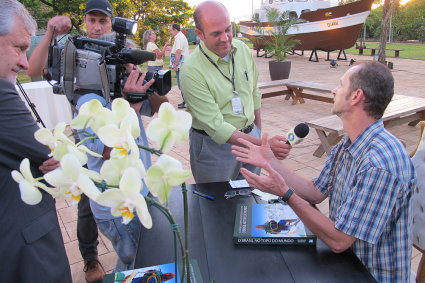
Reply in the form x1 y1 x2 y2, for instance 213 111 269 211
240 162 289 197
232 133 276 169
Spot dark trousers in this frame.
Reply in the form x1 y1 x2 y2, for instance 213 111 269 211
77 193 99 261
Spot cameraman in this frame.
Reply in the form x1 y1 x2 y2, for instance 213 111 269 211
27 0 166 282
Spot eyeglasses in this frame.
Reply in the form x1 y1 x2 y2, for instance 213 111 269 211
224 189 251 199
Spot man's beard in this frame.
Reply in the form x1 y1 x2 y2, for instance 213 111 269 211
8 66 21 84
8 74 18 85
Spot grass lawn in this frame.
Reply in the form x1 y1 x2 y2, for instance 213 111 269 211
339 42 425 60
17 72 33 84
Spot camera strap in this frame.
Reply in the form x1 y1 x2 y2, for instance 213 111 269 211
62 39 76 104
99 62 111 103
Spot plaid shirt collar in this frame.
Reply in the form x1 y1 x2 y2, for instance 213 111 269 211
341 119 384 162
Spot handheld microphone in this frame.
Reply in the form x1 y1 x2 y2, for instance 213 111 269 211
285 123 310 145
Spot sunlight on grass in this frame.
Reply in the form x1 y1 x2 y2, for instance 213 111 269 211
337 42 425 60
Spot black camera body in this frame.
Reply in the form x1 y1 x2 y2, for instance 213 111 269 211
47 17 171 104
121 70 172 103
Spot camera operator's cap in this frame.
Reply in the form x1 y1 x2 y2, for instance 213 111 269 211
84 0 113 17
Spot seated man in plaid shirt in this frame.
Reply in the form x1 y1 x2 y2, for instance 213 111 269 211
232 61 416 283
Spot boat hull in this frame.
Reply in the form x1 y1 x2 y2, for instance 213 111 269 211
240 0 374 52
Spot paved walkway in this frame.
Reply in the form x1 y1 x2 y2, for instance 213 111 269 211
60 49 425 282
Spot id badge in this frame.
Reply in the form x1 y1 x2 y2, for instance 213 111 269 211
231 97 243 114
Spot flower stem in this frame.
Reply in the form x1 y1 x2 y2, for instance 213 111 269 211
137 144 163 156
182 183 190 283
77 135 98 146
144 195 186 281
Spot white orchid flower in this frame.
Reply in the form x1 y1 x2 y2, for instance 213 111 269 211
11 159 59 205
96 167 152 227
44 154 100 205
34 122 73 156
71 99 112 133
145 154 192 204
101 155 146 187
106 98 140 138
146 102 192 153
97 117 139 161
53 142 102 165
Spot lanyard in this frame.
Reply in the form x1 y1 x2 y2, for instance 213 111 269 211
199 44 238 96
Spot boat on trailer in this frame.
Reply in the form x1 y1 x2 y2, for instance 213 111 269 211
239 0 374 60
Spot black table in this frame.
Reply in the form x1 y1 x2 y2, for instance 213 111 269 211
134 182 377 282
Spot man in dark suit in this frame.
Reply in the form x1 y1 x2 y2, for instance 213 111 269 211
0 0 71 281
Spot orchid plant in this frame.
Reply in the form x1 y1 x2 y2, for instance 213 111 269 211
12 99 193 282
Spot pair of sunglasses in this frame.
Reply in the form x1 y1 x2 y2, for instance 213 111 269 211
224 189 251 199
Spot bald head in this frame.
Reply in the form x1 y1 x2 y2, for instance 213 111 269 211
194 1 230 32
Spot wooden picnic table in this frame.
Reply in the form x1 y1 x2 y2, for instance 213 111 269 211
358 47 404 58
305 94 425 157
258 80 335 104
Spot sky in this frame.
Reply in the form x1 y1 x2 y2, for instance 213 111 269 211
186 0 412 22
185 0 263 23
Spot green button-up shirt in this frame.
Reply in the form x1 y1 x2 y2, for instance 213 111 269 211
180 39 262 145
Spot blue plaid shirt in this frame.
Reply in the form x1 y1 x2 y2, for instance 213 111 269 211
314 120 416 283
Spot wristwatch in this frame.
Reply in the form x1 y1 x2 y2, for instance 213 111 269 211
277 188 294 205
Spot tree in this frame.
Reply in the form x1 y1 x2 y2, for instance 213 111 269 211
378 0 400 63
19 0 194 47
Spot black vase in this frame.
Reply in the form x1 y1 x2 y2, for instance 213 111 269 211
269 60 291 81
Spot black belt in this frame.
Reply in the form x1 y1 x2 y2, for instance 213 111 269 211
192 123 254 136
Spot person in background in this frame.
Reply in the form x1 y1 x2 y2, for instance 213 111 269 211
169 23 189 109
27 1 122 282
143 30 170 72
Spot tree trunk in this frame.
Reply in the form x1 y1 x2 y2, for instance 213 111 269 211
378 0 399 63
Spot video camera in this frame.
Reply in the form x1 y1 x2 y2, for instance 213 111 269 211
47 17 172 104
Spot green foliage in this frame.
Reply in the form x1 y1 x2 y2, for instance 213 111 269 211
254 7 302 61
392 0 425 41
18 0 194 46
361 0 425 41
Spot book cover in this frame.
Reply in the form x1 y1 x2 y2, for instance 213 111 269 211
233 203 317 245
169 53 183 69
104 259 203 283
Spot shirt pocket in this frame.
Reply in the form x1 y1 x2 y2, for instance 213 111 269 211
237 68 254 96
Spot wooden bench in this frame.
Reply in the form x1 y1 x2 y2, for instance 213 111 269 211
358 47 404 58
258 79 294 98
258 80 336 105
305 95 425 157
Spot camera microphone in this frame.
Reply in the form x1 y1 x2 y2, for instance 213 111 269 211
286 123 310 145
121 49 156 63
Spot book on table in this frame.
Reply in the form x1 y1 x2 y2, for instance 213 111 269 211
233 203 317 245
103 259 203 283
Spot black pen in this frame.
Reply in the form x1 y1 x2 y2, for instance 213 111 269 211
245 71 249 81
193 190 214 200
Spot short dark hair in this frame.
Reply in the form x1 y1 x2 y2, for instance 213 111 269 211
194 8 202 31
349 61 394 119
171 23 180 32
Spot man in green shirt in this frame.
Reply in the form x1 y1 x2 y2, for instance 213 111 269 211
180 1 291 183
